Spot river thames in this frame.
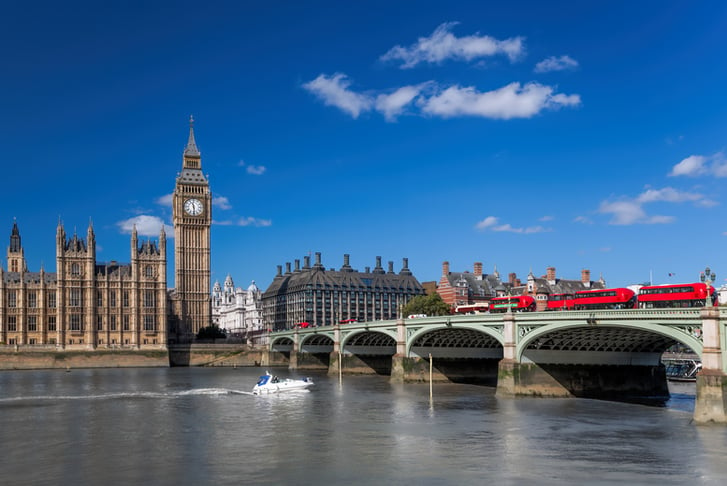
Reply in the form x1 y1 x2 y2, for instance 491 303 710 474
1 367 726 485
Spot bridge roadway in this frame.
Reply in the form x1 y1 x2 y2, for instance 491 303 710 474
268 307 727 424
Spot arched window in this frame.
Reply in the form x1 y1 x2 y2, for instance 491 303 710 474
145 265 154 278
71 263 80 275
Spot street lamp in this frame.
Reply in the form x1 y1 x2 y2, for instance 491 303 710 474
700 266 716 307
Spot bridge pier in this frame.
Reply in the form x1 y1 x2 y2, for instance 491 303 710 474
694 308 727 424
496 360 571 397
327 324 342 377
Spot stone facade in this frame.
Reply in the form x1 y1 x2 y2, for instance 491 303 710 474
0 221 167 349
212 276 264 338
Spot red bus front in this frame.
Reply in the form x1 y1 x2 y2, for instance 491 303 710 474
638 283 717 308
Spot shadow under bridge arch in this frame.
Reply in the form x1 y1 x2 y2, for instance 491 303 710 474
409 327 504 385
298 333 335 369
341 331 397 375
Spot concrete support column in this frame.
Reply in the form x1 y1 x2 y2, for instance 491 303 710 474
328 323 342 377
502 311 516 360
391 317 407 382
694 307 727 424
395 316 406 356
289 328 300 370
496 311 519 397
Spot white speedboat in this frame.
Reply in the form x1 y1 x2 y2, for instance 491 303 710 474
252 372 314 395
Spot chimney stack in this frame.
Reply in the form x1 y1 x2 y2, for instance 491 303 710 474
582 269 591 288
442 261 450 276
474 262 483 279
546 267 556 283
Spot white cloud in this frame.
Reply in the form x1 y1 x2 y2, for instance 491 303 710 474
539 215 554 222
475 216 499 230
574 215 593 224
302 73 373 119
598 200 648 225
117 215 169 237
380 22 524 69
156 194 173 207
247 165 266 175
598 186 706 225
670 155 707 177
636 187 703 204
670 152 727 177
474 216 549 233
304 74 580 121
420 82 580 119
534 55 579 73
238 217 272 227
375 84 429 121
239 160 267 175
213 196 232 210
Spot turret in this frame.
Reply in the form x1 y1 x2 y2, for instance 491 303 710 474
7 219 27 272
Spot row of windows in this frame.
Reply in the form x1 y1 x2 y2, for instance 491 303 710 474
6 337 159 346
639 286 697 295
68 263 157 278
4 290 157 308
4 314 157 332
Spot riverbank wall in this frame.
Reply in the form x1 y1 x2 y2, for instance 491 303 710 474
0 348 169 370
0 344 286 370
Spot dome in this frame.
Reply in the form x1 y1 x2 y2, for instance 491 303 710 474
247 280 259 292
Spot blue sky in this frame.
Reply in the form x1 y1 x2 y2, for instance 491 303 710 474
2 1 727 291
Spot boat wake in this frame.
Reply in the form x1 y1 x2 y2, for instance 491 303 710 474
0 388 255 403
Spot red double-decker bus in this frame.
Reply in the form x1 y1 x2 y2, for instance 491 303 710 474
489 295 536 313
547 293 574 311
572 288 636 310
638 283 717 308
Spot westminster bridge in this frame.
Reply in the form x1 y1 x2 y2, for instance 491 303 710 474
267 308 727 424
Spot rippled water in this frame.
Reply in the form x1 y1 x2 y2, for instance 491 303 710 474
0 368 725 485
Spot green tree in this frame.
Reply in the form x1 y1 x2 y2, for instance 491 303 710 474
196 324 227 340
401 293 451 317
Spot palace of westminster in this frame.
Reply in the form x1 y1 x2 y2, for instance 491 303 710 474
0 120 427 350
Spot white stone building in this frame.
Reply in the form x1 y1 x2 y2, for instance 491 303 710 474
211 275 263 338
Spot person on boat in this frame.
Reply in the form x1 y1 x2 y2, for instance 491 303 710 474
272 376 279 383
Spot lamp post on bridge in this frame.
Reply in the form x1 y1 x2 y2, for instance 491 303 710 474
700 266 716 307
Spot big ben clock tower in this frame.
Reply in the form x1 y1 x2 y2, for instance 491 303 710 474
173 116 212 339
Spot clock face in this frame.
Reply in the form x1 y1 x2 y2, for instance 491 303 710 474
183 198 203 216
